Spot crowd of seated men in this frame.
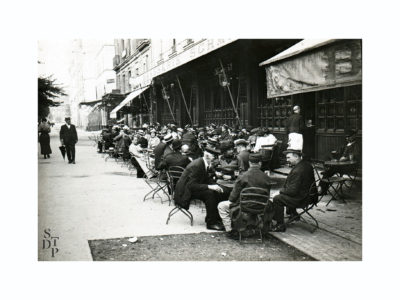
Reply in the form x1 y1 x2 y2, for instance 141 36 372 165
95 122 359 239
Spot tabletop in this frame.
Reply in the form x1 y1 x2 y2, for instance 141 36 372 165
216 179 278 189
324 160 358 167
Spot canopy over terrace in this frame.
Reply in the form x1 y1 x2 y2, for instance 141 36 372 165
110 86 149 119
259 39 362 98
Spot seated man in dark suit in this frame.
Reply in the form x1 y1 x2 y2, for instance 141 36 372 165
234 139 250 173
174 147 230 231
320 129 360 195
158 139 191 170
272 149 316 232
218 154 274 238
153 133 173 170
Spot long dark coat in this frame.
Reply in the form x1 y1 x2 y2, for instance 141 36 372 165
174 158 214 209
59 124 78 145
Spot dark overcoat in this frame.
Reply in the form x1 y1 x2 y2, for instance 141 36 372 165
279 159 316 204
59 124 78 145
174 158 214 209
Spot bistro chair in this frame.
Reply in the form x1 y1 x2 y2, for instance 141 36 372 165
235 187 272 243
314 164 347 206
143 153 170 203
280 176 321 233
166 166 194 226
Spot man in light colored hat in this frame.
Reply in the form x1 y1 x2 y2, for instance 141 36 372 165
218 153 274 239
271 148 316 232
285 105 304 151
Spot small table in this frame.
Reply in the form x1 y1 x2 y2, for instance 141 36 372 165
216 179 278 189
322 160 358 205
324 160 358 168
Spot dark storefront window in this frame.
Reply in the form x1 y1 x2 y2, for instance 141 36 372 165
316 85 361 133
259 96 292 131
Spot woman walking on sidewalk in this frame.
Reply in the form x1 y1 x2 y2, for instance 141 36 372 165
38 118 52 159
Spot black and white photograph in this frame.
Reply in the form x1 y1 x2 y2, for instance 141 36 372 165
37 38 362 261
3 1 399 299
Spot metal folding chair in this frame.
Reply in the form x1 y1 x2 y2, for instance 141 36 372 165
281 175 321 233
166 166 193 226
314 165 347 206
236 187 272 242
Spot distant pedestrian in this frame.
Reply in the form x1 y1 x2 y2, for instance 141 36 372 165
285 105 304 150
38 118 52 159
60 117 78 164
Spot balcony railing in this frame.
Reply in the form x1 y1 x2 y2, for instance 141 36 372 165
137 39 150 51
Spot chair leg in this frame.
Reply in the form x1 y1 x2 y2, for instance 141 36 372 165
166 207 179 224
305 211 319 233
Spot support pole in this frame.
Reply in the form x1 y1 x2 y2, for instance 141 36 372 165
161 80 176 123
219 59 242 127
176 76 194 125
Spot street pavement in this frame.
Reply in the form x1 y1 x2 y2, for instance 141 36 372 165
38 129 215 261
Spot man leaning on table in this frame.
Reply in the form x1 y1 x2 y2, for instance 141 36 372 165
218 153 274 239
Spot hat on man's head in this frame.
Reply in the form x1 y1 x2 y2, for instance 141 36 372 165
163 133 173 143
172 139 182 150
220 140 234 152
137 129 145 136
204 146 221 156
283 148 303 156
150 128 157 133
207 137 219 147
123 125 129 131
345 129 357 137
249 153 262 163
293 105 300 111
234 139 248 147
177 128 184 133
250 127 259 134
65 117 71 120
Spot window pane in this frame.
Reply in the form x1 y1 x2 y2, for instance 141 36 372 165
336 103 345 115
318 117 325 129
336 117 345 129
348 118 357 130
327 118 335 129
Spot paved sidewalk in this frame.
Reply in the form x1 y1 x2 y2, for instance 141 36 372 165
268 168 362 261
38 129 215 261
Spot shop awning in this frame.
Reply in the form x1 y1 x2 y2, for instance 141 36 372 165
259 39 362 98
110 86 149 119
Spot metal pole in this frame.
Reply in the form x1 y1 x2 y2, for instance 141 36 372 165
176 76 194 125
219 59 242 127
161 80 176 123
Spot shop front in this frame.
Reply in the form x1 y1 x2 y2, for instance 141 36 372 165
150 39 300 128
259 39 362 161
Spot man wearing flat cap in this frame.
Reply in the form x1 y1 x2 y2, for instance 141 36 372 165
174 147 230 231
234 139 250 173
218 153 274 238
60 117 78 164
271 149 316 231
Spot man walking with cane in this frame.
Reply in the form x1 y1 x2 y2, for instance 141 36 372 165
60 117 78 164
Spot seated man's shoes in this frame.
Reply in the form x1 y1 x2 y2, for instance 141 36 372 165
225 230 239 240
288 213 300 222
207 223 225 231
271 224 286 232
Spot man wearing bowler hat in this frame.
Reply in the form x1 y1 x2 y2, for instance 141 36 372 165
59 117 78 164
174 147 230 231
271 148 316 231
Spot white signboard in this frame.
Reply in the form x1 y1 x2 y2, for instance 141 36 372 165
130 39 236 88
